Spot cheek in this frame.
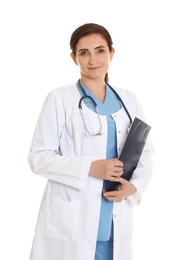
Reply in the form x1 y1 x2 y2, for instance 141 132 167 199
78 59 89 69
103 54 112 63
103 57 111 67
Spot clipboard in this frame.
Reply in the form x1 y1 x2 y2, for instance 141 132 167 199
106 117 151 191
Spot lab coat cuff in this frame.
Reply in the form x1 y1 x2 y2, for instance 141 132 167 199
127 191 141 205
77 160 92 190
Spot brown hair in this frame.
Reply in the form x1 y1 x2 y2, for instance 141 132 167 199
70 23 113 83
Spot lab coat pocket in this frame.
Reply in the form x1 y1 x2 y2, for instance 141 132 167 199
41 192 80 242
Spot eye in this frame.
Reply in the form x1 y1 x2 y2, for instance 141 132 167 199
97 49 105 54
80 51 88 56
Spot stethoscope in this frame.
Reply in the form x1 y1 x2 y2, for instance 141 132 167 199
78 79 132 136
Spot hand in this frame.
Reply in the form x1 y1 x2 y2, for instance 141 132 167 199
89 159 123 181
103 178 137 202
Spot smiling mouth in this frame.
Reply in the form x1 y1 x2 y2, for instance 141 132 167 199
88 66 100 70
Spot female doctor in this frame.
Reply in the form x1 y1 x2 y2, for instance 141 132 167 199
27 23 154 260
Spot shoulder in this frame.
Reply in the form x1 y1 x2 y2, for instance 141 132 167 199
40 83 79 112
111 85 138 105
50 82 77 97
110 85 145 120
44 83 78 103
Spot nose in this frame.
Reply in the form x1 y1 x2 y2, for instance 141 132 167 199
88 53 97 65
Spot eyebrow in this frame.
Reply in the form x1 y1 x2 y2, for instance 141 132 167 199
78 45 106 53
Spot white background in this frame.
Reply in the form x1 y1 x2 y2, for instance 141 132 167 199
0 0 187 259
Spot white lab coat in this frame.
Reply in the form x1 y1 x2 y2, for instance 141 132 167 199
27 83 154 260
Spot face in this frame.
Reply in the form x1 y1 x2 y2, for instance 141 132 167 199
71 33 114 81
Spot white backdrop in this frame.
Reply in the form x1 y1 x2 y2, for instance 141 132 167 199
0 0 187 259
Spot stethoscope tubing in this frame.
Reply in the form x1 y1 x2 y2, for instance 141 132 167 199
78 79 132 125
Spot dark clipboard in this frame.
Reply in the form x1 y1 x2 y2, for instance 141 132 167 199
106 117 151 191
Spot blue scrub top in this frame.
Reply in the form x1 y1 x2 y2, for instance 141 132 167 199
77 82 121 241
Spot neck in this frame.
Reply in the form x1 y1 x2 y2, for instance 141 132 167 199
80 78 106 102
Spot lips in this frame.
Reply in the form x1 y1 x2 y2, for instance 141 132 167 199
88 66 100 70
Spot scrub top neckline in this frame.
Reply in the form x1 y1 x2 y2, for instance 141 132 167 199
78 81 107 105
77 81 122 115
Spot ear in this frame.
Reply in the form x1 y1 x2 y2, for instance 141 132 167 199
110 47 115 61
70 52 78 65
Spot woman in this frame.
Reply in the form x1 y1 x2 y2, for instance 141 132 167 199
27 23 154 260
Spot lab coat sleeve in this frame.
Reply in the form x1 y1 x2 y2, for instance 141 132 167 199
27 91 91 190
126 93 154 205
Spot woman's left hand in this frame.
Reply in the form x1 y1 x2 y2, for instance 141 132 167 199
103 178 137 202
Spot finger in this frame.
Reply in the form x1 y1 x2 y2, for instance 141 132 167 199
114 168 123 174
112 158 123 167
117 177 129 184
103 194 116 201
116 159 123 167
104 194 121 202
109 176 122 182
103 190 117 197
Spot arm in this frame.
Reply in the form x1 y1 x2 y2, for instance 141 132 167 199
27 90 91 190
102 145 154 203
102 90 154 203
